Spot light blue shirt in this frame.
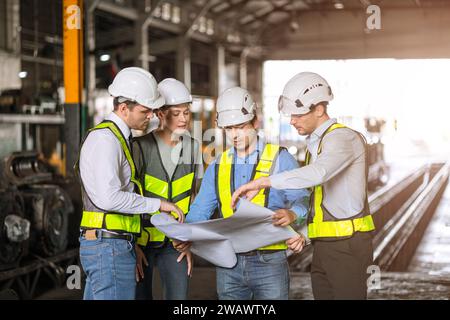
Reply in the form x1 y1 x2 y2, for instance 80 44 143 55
186 139 310 224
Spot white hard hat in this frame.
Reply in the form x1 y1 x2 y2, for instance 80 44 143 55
158 78 192 106
108 67 165 110
216 87 255 128
278 72 333 116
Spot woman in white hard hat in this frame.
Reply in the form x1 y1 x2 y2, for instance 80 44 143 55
231 72 375 300
133 78 203 300
77 68 184 300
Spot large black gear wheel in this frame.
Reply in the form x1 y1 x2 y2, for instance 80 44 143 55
22 185 73 257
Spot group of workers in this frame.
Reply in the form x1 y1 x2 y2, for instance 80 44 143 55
76 66 375 301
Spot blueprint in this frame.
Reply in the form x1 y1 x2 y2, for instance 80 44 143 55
151 199 298 268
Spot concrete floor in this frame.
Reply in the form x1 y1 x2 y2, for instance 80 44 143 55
408 183 450 275
36 266 218 300
37 267 450 300
186 269 450 300
290 272 450 300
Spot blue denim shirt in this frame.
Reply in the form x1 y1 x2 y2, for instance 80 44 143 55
186 139 310 224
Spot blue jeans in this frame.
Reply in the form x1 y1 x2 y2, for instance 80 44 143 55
135 243 189 300
216 250 289 300
79 234 136 300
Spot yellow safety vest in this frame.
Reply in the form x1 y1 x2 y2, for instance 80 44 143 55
134 133 197 247
216 143 288 250
305 123 375 239
77 121 143 235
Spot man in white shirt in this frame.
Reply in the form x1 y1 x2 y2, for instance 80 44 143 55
77 67 183 300
231 72 375 300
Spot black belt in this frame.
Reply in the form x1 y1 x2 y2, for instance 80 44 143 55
81 229 134 242
238 249 284 256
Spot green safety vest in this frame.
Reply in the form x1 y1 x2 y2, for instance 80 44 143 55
76 121 143 235
134 132 197 247
216 143 288 250
305 123 375 240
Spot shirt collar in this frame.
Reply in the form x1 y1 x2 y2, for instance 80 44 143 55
106 112 131 140
309 118 337 141
228 136 265 159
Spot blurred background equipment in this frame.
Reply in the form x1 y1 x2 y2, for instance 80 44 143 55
0 190 29 271
3 152 53 186
0 151 78 299
0 89 24 114
365 118 390 190
21 185 72 257
1 152 76 260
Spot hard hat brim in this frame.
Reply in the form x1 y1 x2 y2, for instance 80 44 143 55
217 110 254 128
164 96 193 106
140 95 165 110
278 95 311 116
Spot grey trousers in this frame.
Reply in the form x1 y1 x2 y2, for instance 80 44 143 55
311 231 374 300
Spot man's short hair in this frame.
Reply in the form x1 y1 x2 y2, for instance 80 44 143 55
113 97 138 111
310 101 328 113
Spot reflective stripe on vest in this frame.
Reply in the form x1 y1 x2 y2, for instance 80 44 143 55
216 143 287 250
136 133 196 247
80 211 141 233
138 173 195 247
305 123 375 239
79 121 143 235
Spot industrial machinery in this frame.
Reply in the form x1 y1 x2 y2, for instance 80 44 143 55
3 152 53 186
365 118 390 190
0 90 24 114
21 184 72 257
0 151 79 299
0 89 60 115
0 152 74 267
0 190 29 271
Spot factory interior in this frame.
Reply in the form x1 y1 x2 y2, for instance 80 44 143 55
0 0 450 302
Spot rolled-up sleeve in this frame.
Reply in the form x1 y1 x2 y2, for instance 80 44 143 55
80 131 161 214
270 129 364 190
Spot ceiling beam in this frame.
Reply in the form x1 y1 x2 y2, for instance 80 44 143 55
96 1 138 20
217 0 250 17
185 0 217 37
240 0 292 26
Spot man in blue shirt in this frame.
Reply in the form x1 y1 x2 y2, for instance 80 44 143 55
175 87 309 300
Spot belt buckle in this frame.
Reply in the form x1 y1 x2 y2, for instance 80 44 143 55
117 232 133 242
105 231 131 242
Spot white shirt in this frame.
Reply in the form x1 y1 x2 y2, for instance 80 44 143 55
270 118 367 219
79 112 161 214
